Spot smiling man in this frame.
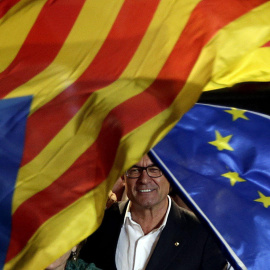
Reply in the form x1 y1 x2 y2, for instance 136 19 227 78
80 154 227 270
123 154 170 216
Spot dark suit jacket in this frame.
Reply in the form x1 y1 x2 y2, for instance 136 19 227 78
80 200 227 270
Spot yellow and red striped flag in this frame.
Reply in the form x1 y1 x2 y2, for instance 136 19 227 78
0 0 269 269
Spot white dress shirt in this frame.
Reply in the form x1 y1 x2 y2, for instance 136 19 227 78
115 196 172 270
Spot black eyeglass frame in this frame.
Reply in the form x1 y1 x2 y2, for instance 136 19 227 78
125 165 163 179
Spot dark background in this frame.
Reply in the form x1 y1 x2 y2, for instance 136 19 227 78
198 82 270 115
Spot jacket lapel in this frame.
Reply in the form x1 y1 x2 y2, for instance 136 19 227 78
146 201 191 270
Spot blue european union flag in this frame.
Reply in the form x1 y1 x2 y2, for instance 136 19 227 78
0 96 32 268
150 103 270 270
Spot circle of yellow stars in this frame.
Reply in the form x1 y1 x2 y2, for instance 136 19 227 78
207 108 270 208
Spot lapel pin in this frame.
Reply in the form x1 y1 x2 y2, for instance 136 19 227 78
174 242 179 246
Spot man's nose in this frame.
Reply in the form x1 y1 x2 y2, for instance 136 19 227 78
139 170 151 183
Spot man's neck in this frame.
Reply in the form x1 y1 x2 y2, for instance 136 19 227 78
130 199 169 235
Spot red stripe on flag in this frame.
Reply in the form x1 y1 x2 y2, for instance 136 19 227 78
262 41 270 47
0 0 86 98
0 0 20 19
20 0 160 166
7 0 268 262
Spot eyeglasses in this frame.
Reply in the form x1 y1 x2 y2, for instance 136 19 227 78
126 165 163 179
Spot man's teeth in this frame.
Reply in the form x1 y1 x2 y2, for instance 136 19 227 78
139 189 152 193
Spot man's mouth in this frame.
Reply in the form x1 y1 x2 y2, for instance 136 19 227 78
138 189 153 193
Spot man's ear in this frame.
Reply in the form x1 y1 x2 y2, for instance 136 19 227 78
121 175 125 182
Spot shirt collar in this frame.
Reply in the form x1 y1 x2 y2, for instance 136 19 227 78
123 195 172 231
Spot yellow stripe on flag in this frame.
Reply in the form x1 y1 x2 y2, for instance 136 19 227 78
204 46 270 91
0 0 46 72
120 0 200 80
203 1 270 91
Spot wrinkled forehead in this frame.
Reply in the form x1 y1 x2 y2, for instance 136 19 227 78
133 154 154 167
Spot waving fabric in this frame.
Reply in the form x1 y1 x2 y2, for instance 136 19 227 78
0 0 269 269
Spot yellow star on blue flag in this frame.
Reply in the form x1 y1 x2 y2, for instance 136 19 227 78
224 108 249 121
254 191 270 208
221 172 246 186
208 130 234 151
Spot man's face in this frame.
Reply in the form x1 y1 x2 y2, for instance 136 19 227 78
123 155 170 210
